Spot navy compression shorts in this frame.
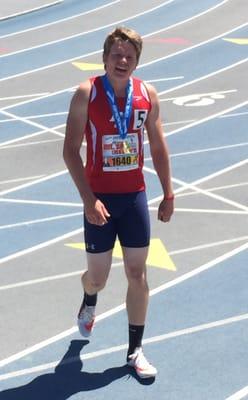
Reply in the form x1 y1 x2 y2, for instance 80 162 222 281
84 191 150 253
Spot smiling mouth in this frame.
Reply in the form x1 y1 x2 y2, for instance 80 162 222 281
115 66 127 72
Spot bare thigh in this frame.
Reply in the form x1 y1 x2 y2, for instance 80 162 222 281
122 246 149 278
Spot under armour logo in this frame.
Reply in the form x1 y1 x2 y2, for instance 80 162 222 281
86 243 95 250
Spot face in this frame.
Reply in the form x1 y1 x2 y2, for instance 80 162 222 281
103 39 138 82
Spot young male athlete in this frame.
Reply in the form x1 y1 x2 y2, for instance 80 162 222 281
63 26 174 379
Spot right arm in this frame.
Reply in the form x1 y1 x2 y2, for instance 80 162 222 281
63 81 110 225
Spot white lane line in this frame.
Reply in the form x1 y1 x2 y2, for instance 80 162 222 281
0 241 247 368
0 175 45 185
0 0 121 39
0 111 67 122
0 59 244 151
169 236 248 256
0 271 85 291
0 0 175 58
0 93 50 100
144 166 248 212
145 142 248 160
1 312 247 380
173 208 247 215
0 151 243 211
173 177 248 211
19 111 67 120
141 20 248 71
150 242 248 297
1 99 247 197
0 169 67 196
160 89 237 102
0 211 83 230
161 97 248 140
225 386 248 400
0 137 63 150
0 123 65 147
176 181 248 197
2 76 246 149
3 313 248 380
0 262 123 292
0 131 54 147
0 0 232 82
145 159 248 208
170 143 248 158
0 18 245 114
0 198 82 207
0 228 82 265
220 111 248 119
158 56 248 100
175 159 248 194
146 159 248 207
1 235 248 291
0 0 63 22
146 159 248 206
149 205 248 214
163 119 196 126
146 76 184 83
0 109 65 138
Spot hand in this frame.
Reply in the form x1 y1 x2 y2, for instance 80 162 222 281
157 197 174 223
84 197 110 226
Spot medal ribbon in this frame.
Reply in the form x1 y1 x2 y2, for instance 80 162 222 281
102 74 133 139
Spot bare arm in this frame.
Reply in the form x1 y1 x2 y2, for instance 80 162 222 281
63 81 110 225
145 83 174 222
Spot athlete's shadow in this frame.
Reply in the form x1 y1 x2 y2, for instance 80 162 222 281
0 340 155 399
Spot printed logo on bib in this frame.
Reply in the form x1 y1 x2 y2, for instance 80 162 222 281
102 133 139 171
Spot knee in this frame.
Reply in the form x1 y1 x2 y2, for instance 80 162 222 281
126 265 147 285
90 279 106 292
81 271 107 292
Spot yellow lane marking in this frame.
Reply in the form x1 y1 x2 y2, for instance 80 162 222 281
72 62 104 71
65 238 176 271
223 38 248 45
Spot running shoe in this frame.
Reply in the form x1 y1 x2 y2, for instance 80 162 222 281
77 304 95 337
127 347 157 379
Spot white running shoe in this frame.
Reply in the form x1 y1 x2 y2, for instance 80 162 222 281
77 304 95 337
127 347 157 379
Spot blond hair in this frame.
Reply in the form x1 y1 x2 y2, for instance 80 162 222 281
103 26 143 64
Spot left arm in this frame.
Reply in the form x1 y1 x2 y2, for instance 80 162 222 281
145 83 174 222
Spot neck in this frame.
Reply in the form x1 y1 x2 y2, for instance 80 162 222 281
106 74 130 97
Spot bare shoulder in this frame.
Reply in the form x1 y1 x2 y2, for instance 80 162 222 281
65 79 92 143
71 79 92 107
143 82 159 105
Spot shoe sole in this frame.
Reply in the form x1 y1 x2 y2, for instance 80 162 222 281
127 362 157 379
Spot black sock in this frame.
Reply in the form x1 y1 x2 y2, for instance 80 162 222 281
83 292 97 307
127 324 145 360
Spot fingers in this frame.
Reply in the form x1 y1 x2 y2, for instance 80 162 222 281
84 199 111 226
158 213 171 223
158 207 173 222
158 199 174 223
86 213 108 226
86 206 110 226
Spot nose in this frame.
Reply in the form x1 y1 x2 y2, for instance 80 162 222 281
118 54 127 63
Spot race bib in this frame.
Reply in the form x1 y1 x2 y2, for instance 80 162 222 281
102 133 139 171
